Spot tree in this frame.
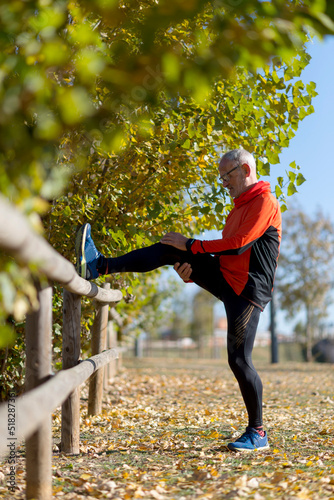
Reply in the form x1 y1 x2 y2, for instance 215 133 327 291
276 207 334 361
191 289 216 341
1 0 333 348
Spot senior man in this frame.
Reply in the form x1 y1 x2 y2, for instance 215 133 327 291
75 148 282 452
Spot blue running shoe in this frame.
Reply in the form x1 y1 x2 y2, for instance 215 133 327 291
227 427 269 453
75 223 102 280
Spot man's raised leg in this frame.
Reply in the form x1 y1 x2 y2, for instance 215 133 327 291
75 223 188 280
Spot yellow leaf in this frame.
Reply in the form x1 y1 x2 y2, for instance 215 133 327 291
80 473 92 481
53 486 64 493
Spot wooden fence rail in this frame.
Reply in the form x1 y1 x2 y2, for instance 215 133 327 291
0 347 119 455
0 195 123 499
0 195 119 304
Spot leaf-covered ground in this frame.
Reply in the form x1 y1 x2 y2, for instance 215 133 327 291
1 358 334 499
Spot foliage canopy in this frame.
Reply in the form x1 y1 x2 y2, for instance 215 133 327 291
1 0 332 203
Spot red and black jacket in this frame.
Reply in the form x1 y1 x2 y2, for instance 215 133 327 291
187 181 282 310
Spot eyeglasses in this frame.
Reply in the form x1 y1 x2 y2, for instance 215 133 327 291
218 165 240 183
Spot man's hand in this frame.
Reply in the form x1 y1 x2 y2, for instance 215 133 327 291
174 262 192 282
160 232 188 251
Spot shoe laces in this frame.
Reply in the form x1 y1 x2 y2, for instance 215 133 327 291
238 428 261 443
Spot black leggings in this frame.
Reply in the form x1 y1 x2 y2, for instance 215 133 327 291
105 243 263 428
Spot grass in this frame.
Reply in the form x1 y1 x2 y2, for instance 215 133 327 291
0 358 333 499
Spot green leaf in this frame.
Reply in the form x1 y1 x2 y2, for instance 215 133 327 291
267 151 280 164
296 173 306 186
287 182 298 196
288 171 296 182
306 81 317 97
299 107 308 120
275 185 283 198
307 104 315 116
258 162 270 176
0 325 15 348
63 206 72 217
188 123 196 139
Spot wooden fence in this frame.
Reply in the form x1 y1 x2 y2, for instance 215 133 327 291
0 195 123 499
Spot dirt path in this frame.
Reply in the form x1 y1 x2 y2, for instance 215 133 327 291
1 359 334 499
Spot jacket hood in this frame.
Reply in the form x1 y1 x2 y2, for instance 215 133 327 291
234 181 272 208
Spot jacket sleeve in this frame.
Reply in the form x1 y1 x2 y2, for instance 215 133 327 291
190 196 279 255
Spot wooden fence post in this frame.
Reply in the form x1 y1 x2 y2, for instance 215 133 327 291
106 320 117 382
25 283 53 500
88 283 110 416
109 306 123 372
61 289 81 455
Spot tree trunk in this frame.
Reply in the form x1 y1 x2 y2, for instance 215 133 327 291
306 306 313 362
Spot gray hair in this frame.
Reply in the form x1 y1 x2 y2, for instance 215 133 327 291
221 149 256 171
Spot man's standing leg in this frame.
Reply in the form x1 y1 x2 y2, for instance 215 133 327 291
225 297 269 452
